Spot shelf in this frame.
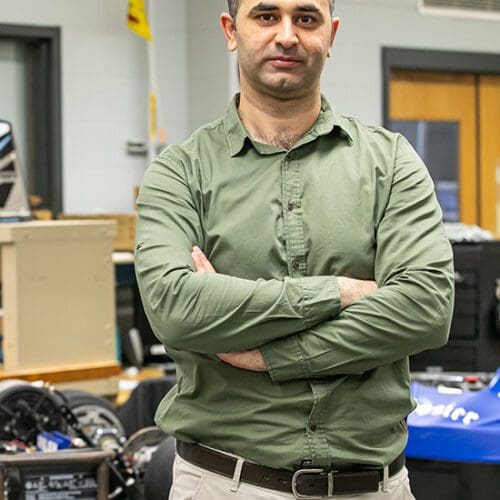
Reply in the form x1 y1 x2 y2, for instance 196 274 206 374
0 361 121 384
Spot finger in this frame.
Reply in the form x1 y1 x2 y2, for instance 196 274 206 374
217 352 242 367
217 353 235 362
203 257 216 273
194 250 211 273
191 250 205 273
193 246 216 273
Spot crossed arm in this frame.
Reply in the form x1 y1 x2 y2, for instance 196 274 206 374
189 245 267 371
191 245 377 372
136 151 379 357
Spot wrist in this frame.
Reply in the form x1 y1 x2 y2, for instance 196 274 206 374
337 276 377 309
337 277 353 309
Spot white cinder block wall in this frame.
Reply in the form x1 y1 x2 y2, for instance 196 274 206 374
0 0 188 212
0 0 498 211
187 0 230 134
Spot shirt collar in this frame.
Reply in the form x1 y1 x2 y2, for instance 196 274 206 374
223 93 354 157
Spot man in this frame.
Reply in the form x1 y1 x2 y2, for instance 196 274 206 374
135 0 454 498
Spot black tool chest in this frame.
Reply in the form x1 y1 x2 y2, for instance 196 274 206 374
410 241 500 372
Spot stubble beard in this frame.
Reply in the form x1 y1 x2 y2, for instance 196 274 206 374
238 45 326 100
240 59 323 101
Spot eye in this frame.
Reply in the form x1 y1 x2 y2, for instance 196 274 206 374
297 15 316 25
258 14 275 22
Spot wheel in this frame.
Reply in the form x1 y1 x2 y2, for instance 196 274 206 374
61 390 126 448
0 383 66 445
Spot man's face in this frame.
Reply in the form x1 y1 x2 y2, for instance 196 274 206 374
222 0 339 99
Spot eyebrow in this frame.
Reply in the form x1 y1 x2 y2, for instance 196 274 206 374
296 4 322 13
249 3 279 13
249 3 322 14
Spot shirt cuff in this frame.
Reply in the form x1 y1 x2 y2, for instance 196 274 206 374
261 334 309 382
263 276 340 382
300 275 341 327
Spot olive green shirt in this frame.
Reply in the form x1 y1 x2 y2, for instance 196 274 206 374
135 95 454 471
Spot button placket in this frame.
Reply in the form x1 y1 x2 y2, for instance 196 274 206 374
283 154 306 276
307 382 332 468
282 155 295 275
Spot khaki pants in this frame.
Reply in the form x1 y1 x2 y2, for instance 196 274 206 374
168 455 416 500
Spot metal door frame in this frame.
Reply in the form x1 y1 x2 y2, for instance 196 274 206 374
0 23 62 214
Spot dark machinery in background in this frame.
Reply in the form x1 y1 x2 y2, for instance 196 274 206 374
0 380 175 499
411 240 500 372
407 239 500 500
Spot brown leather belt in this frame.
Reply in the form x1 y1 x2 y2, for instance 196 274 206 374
176 441 405 498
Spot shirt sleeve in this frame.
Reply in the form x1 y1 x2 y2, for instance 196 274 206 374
261 135 455 382
134 151 342 354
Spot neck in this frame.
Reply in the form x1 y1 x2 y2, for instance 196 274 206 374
237 83 322 150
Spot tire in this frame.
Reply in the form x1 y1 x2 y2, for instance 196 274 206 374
0 384 66 444
61 389 126 443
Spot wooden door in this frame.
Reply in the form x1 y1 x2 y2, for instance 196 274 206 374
389 71 478 226
479 75 500 235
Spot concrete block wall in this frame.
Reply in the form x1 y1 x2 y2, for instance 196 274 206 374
187 0 230 134
0 0 188 212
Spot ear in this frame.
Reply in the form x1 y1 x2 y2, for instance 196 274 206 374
327 17 340 58
220 12 238 52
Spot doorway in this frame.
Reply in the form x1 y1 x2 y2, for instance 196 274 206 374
0 24 62 214
383 49 500 236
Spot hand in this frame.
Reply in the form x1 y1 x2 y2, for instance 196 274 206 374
191 246 216 273
337 277 377 309
217 349 268 372
190 247 266 371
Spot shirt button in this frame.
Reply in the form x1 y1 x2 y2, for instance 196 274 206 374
287 202 294 211
292 260 300 271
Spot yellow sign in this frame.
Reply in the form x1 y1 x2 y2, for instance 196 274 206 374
127 0 152 41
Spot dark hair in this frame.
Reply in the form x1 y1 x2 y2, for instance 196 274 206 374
227 0 335 20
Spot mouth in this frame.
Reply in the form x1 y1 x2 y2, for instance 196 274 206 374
267 56 302 69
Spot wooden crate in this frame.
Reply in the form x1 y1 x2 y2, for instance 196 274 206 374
59 213 137 251
0 221 117 373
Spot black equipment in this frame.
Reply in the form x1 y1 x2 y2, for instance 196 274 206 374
410 241 500 372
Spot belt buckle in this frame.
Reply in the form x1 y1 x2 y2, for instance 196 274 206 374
292 468 336 499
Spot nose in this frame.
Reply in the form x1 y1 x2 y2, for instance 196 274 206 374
274 18 299 49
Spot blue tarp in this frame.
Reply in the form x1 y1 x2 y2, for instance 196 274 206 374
407 368 500 463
